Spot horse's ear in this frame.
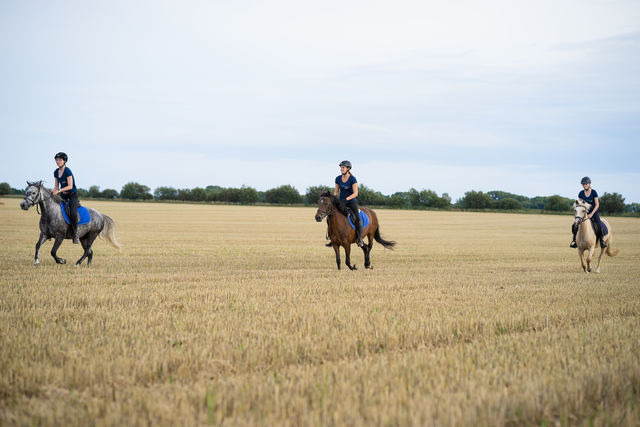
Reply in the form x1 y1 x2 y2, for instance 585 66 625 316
37 180 43 187
26 181 33 186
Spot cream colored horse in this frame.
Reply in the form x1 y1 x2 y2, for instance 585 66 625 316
573 199 619 273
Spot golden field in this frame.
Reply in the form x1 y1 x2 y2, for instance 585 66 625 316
1 197 639 426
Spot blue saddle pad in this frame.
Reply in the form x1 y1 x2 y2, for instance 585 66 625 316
60 202 91 225
347 210 370 230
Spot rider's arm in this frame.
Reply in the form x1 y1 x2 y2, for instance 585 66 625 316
61 176 73 192
334 183 340 197
52 178 60 195
346 182 358 201
589 197 599 218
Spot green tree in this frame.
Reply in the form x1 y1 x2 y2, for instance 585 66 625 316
218 187 240 203
357 184 387 206
88 185 101 198
265 185 302 204
101 189 119 199
544 195 571 211
488 190 529 203
190 187 207 202
408 188 451 208
238 186 258 204
154 186 177 200
305 185 332 205
121 182 152 200
496 198 522 210
77 188 89 198
599 192 625 214
176 188 191 201
388 192 408 208
0 182 11 195
459 190 492 209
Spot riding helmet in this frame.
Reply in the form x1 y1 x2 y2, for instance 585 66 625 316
339 160 352 169
54 152 68 162
581 176 591 185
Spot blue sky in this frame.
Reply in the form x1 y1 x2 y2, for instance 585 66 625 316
2 0 639 202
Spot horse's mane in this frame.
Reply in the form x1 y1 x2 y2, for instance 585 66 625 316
29 180 62 203
320 191 351 217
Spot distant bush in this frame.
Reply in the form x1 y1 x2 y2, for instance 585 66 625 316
265 185 302 204
305 185 332 205
408 188 451 208
496 198 522 210
544 195 572 212
155 186 178 200
599 192 625 214
459 190 492 209
358 184 387 206
101 189 119 199
0 182 11 195
121 182 152 200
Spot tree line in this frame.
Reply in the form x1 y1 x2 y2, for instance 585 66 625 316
1 181 637 215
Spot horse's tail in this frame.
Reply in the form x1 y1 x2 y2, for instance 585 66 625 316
101 215 122 251
606 236 619 257
374 226 396 250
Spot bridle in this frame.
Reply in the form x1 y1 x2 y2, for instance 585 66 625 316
574 205 589 225
22 184 46 214
316 197 334 220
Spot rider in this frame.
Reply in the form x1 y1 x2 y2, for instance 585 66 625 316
52 152 80 244
335 160 364 247
570 176 606 249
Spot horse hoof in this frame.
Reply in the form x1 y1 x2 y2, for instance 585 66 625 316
57 259 66 265
34 260 39 266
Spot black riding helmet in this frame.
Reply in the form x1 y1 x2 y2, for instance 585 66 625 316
339 160 352 169
581 176 591 185
55 152 68 162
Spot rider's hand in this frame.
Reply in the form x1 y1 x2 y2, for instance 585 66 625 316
52 189 58 196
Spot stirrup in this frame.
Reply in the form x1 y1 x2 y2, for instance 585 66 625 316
569 241 577 248
600 240 607 248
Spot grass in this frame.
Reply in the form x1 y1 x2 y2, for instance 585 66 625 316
1 197 639 425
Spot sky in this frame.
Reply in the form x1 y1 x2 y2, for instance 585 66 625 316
1 0 639 202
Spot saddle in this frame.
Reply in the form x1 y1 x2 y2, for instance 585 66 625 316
347 210 370 230
60 201 92 225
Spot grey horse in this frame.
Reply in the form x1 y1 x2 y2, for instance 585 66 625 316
20 181 121 266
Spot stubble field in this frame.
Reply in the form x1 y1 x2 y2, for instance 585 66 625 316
1 198 639 426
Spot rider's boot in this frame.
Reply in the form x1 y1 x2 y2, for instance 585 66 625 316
570 224 578 248
354 217 364 247
599 232 607 248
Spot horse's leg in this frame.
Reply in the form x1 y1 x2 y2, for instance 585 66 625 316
332 244 341 270
75 235 91 266
345 244 357 271
34 232 48 265
586 246 595 273
579 249 587 273
362 242 371 269
50 235 66 264
595 246 606 273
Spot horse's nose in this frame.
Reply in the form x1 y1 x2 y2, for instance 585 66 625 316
315 214 322 222
20 201 28 210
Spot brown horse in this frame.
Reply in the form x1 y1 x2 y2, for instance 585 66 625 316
315 191 395 270
573 199 619 273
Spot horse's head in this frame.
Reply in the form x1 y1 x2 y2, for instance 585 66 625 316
573 198 591 224
20 181 44 210
315 191 334 222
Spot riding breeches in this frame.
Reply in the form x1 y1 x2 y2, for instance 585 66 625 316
63 193 80 234
344 200 362 229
